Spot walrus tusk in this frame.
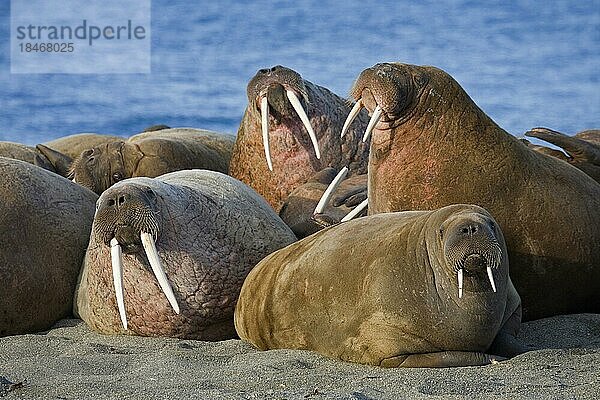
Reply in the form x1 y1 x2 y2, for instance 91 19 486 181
110 238 128 330
458 268 464 298
260 96 273 171
341 99 363 138
340 198 369 222
140 232 181 315
314 166 349 214
363 105 382 142
286 90 321 160
487 266 497 293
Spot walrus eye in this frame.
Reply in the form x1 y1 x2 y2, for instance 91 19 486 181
112 172 123 182
439 227 444 238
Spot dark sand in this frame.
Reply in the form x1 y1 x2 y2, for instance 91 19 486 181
1 314 599 399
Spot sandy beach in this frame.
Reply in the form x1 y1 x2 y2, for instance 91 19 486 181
1 314 599 399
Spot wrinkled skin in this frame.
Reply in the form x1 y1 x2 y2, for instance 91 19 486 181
279 168 367 238
236 204 525 367
0 157 97 337
230 65 370 212
524 127 600 183
74 170 297 340
69 128 235 194
349 62 600 321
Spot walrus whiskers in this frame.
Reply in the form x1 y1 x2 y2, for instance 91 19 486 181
110 238 128 330
260 96 273 171
286 90 321 160
314 166 349 214
340 198 369 222
363 105 382 142
458 268 464 298
140 232 180 315
341 99 363 138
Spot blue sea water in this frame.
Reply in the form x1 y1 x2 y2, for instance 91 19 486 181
0 0 598 145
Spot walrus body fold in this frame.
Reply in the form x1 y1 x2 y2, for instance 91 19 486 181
235 204 524 368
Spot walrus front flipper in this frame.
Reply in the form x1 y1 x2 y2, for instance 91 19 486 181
35 144 73 177
380 351 506 368
525 127 600 163
488 331 533 358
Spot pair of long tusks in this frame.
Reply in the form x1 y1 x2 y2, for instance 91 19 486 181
457 266 498 299
110 233 180 330
260 90 321 171
313 165 368 222
340 98 382 143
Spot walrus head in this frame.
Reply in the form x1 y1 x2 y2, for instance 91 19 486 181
438 209 504 299
343 62 431 141
70 141 144 194
92 180 179 329
246 65 321 171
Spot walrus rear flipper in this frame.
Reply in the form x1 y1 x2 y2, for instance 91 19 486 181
380 352 506 368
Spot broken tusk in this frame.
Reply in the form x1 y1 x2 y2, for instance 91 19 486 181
110 238 128 330
363 105 382 142
487 266 497 293
140 232 180 315
341 99 363 138
314 166 349 214
260 96 273 171
458 268 464 299
340 198 369 222
286 90 321 159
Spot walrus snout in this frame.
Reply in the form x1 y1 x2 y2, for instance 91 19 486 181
93 183 160 247
343 63 427 142
247 65 320 171
442 214 503 298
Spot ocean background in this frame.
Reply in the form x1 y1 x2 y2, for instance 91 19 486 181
0 0 598 145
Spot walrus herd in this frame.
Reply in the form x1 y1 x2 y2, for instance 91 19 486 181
1 62 598 368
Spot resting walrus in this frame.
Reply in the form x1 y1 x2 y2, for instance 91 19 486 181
74 170 296 340
524 127 600 183
61 128 235 194
229 65 370 212
0 158 97 337
342 62 600 321
235 204 524 367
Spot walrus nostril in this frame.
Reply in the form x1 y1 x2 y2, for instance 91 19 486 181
258 68 269 74
460 224 479 235
118 195 126 206
107 199 115 207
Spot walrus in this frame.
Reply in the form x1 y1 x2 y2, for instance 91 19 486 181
279 168 368 237
67 128 235 194
0 157 97 337
235 204 525 367
229 65 370 212
74 170 297 340
524 127 600 183
342 62 600 321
